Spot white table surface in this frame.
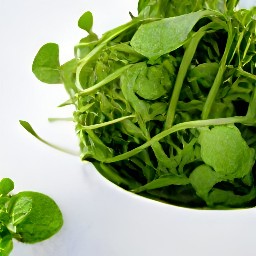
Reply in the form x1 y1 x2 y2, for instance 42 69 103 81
0 0 255 255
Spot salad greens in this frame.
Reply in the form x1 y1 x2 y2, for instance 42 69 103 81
26 0 256 209
0 178 63 255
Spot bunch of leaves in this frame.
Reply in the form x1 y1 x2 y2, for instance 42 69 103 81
0 178 63 255
26 0 256 209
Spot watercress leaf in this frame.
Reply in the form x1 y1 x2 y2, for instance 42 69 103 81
226 0 240 12
207 188 256 208
0 205 10 225
75 39 98 60
19 120 38 137
79 130 114 161
188 62 219 88
19 120 78 156
0 179 14 196
0 228 13 256
137 0 150 13
132 174 190 193
138 0 170 18
151 141 178 175
60 59 78 96
120 119 146 141
10 196 32 226
199 125 255 179
149 102 167 120
9 191 63 244
131 10 217 60
177 137 199 173
138 0 223 18
133 62 172 100
32 43 62 84
78 11 94 33
190 164 221 200
57 98 75 107
120 63 151 122
0 197 10 210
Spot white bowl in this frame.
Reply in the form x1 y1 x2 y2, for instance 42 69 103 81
13 161 256 256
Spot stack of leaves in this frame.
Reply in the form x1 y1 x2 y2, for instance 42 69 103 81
28 0 256 209
0 178 63 255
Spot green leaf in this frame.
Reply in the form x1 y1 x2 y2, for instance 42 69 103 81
138 0 170 18
190 164 220 200
10 192 63 244
207 188 256 208
120 63 151 122
19 120 78 156
80 130 113 161
0 179 14 196
0 228 13 256
78 64 133 96
138 0 219 18
78 11 94 33
32 43 62 84
188 62 219 88
131 10 216 59
0 198 11 225
199 125 255 179
133 62 172 100
60 59 78 96
19 120 38 137
132 174 189 193
10 196 32 226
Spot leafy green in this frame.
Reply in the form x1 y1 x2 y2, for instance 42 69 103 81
0 228 13 256
131 10 218 60
19 120 78 156
0 178 63 255
10 192 63 243
199 125 255 179
0 179 14 196
78 11 94 33
10 196 32 226
190 164 220 201
137 0 240 18
28 0 256 209
32 43 62 84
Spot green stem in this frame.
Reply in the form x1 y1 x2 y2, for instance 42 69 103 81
164 30 206 129
75 18 146 89
77 64 133 96
81 115 135 130
201 22 233 119
19 120 79 156
237 68 256 81
48 117 73 122
246 85 256 119
104 116 247 163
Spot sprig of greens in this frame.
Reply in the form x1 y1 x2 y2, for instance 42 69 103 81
26 0 256 209
0 178 63 255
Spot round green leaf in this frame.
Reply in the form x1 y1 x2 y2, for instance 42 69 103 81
0 178 14 196
32 43 62 84
9 191 63 244
199 125 255 179
78 11 94 33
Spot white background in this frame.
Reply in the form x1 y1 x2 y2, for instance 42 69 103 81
0 0 256 255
